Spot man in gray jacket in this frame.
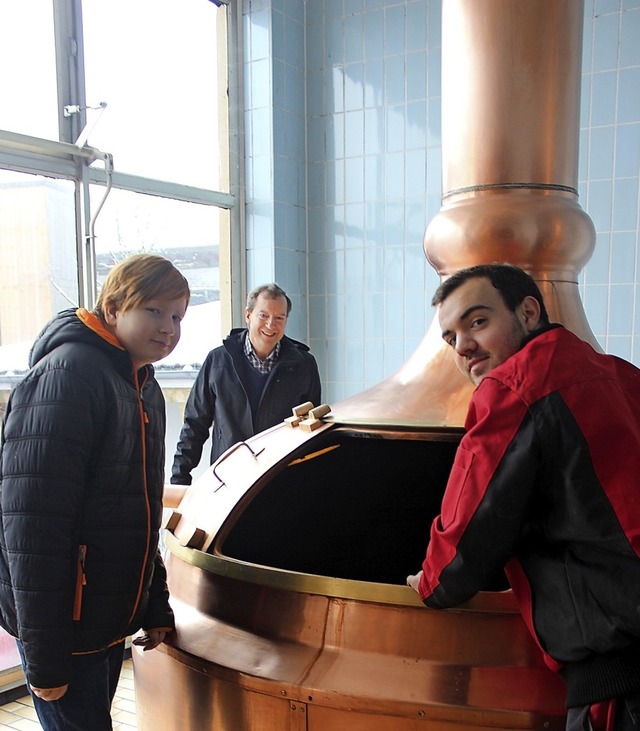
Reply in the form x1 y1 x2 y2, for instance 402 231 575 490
171 283 321 486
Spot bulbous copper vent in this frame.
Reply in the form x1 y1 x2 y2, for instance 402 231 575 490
332 0 597 428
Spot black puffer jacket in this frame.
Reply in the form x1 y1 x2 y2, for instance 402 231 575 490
171 329 321 484
0 308 174 689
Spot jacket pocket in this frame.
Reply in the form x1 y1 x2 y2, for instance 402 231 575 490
73 545 87 621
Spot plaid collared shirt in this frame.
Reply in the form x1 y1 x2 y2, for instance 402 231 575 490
244 332 281 374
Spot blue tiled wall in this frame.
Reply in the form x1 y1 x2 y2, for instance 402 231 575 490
243 0 309 338
243 0 640 404
580 0 640 363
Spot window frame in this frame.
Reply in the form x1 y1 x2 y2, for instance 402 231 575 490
0 0 241 686
0 0 238 312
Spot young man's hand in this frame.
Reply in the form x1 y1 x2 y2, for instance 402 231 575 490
132 629 168 651
406 571 423 593
31 684 69 701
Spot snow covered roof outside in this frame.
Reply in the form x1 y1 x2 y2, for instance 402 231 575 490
0 301 221 380
156 300 221 369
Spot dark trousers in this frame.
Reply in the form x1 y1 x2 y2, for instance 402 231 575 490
17 640 125 731
567 694 640 731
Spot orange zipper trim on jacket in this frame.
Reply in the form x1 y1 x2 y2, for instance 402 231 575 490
127 367 152 627
75 308 126 350
73 544 87 621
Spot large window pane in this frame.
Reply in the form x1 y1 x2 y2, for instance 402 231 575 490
0 170 78 355
0 1 59 139
91 186 224 365
82 0 225 190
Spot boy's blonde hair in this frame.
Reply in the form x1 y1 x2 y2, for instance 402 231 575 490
94 254 190 316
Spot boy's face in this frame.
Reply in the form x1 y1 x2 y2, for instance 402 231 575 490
105 296 189 370
438 276 541 385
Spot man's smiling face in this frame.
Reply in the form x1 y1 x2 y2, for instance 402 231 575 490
245 292 288 360
437 276 541 385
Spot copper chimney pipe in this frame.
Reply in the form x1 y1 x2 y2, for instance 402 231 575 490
332 0 597 427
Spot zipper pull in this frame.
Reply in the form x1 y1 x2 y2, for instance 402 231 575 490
78 545 87 586
74 544 87 621
139 390 149 423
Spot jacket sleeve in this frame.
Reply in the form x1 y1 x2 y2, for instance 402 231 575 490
418 379 541 608
142 551 175 631
0 367 102 689
306 354 322 406
171 353 216 485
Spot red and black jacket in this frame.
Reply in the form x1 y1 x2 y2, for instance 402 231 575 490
418 325 640 706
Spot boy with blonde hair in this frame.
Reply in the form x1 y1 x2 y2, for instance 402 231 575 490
0 254 190 730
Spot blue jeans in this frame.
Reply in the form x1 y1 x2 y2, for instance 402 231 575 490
17 641 125 731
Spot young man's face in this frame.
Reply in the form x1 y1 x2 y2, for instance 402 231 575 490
105 296 188 370
245 292 288 360
437 276 541 386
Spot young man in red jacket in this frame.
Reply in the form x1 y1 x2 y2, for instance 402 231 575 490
408 264 640 731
